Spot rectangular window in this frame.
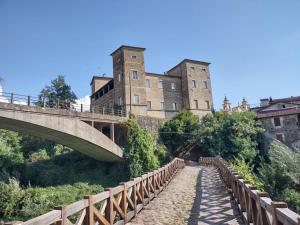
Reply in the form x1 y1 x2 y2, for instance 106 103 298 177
132 55 137 59
132 71 139 80
203 80 208 89
158 79 163 89
194 100 199 109
192 80 196 88
276 133 284 142
133 95 140 104
160 102 165 110
274 117 281 127
205 100 210 109
145 79 150 88
172 102 177 111
118 73 121 82
171 82 176 90
147 101 151 110
117 96 122 106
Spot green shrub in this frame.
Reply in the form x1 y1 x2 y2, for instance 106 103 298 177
0 178 24 222
197 111 264 163
0 179 104 223
124 117 167 177
160 109 200 152
281 189 300 214
258 140 300 212
231 158 264 191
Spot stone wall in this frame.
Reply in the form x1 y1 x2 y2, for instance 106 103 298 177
260 114 300 151
136 115 167 132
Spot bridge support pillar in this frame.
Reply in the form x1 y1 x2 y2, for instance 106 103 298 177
110 123 115 142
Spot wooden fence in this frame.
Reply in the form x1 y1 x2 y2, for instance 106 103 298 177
5 158 185 225
199 157 300 225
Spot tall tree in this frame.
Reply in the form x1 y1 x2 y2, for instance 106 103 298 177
38 75 77 109
160 109 200 152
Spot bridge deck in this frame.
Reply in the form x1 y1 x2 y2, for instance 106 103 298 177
128 165 243 225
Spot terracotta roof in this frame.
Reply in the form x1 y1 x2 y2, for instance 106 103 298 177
269 96 300 104
257 107 300 119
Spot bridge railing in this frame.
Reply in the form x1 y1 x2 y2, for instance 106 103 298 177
199 157 300 225
5 158 185 225
0 91 126 117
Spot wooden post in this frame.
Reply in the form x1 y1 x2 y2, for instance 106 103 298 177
120 182 127 223
105 188 114 225
27 96 31 106
271 201 287 225
54 205 66 225
84 195 94 225
131 179 137 217
256 192 270 225
81 104 83 112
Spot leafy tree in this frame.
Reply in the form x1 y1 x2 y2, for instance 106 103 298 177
258 140 300 212
37 75 77 109
124 117 167 177
196 111 264 163
0 130 24 180
160 109 200 152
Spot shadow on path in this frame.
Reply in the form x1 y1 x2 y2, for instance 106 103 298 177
188 166 244 225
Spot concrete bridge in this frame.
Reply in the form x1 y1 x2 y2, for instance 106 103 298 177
0 102 125 162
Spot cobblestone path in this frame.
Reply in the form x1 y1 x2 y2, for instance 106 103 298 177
128 165 243 225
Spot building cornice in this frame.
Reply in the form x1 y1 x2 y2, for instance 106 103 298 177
110 45 146 56
167 59 210 73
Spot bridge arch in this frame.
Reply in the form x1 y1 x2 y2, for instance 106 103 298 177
0 104 123 162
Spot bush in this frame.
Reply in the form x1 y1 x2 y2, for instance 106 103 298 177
0 179 103 223
282 189 300 214
231 159 264 191
197 111 264 163
124 117 167 177
160 109 200 152
258 140 300 212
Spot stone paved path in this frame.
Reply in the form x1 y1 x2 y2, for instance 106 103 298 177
128 165 243 225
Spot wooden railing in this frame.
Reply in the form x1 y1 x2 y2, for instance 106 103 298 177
199 157 300 225
5 158 185 225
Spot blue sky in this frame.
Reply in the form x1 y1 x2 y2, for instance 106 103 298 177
0 0 299 109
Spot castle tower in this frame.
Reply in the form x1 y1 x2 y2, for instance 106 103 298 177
241 97 249 111
167 59 213 117
111 46 147 116
223 96 231 111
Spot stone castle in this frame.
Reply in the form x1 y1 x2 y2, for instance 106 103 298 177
90 45 213 119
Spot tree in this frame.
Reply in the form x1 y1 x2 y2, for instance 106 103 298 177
124 117 167 177
37 75 77 109
160 109 200 152
196 111 264 163
258 140 300 213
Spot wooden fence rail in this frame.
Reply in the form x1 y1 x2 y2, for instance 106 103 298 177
5 158 185 225
199 157 300 225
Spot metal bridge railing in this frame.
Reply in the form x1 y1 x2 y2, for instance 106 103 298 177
0 91 126 117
